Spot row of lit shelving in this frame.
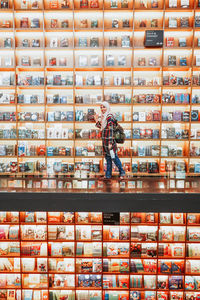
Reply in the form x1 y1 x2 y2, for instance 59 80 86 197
2 0 200 10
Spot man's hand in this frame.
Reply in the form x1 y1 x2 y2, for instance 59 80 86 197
108 144 112 150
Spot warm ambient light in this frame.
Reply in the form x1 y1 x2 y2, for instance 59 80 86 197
0 0 200 181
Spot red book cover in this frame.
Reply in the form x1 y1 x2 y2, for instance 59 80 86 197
119 275 129 288
80 0 88 7
90 0 99 7
20 17 29 28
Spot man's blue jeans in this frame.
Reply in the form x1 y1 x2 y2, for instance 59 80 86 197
105 153 125 178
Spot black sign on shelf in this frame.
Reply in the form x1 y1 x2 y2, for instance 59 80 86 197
103 213 120 225
145 30 164 47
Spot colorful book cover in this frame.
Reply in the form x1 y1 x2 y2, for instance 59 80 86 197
24 212 34 223
130 291 141 300
120 259 129 273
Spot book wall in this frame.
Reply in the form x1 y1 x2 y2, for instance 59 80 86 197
1 0 200 179
1 212 200 299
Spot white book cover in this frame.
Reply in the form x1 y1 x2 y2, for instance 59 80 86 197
23 290 32 300
161 146 168 157
7 290 16 300
48 259 57 271
84 243 92 255
190 128 196 139
54 128 62 139
33 291 40 300
76 75 83 86
160 213 171 224
94 75 101 86
14 258 20 271
139 111 146 122
37 258 47 272
51 243 62 256
4 57 12 67
47 128 55 139
22 258 35 272
64 258 74 272
78 55 88 67
196 55 200 66
36 212 46 223
109 227 119 240
21 0 28 8
173 213 183 224
77 291 88 300
62 128 69 139
50 38 58 48
169 0 177 7
169 17 177 28
181 0 189 7
176 180 185 189
80 226 91 240
57 260 65 272
31 0 39 8
81 180 88 188
65 226 74 240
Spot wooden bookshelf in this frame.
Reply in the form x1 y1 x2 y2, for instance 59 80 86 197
0 0 200 179
0 212 200 299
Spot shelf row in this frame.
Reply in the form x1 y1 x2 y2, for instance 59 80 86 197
2 71 200 87
2 141 200 157
0 290 197 300
0 290 198 300
2 0 200 10
1 111 200 122
3 256 200 274
3 240 200 257
2 223 200 241
1 125 200 137
4 48 200 69
1 158 200 175
2 11 200 29
1 31 200 48
2 32 200 49
0 212 198 225
0 176 193 190
0 273 200 290
1 89 200 105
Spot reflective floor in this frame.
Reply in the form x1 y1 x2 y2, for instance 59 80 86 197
0 175 200 193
